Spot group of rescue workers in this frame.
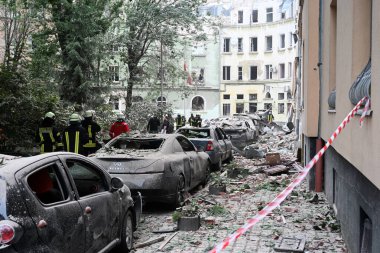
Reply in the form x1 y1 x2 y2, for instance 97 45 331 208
35 111 130 156
36 111 203 156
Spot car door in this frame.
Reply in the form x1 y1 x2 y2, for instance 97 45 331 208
172 138 191 189
16 159 85 253
62 157 121 253
177 136 203 188
220 128 233 154
215 128 228 160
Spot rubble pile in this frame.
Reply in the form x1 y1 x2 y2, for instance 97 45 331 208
133 148 347 252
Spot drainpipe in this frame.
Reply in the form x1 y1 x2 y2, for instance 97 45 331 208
315 0 324 192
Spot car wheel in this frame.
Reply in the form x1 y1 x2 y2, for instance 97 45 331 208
173 175 186 208
212 158 222 171
114 210 133 253
226 151 234 163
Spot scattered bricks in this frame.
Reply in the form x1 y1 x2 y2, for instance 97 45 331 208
283 206 299 213
166 217 173 223
204 216 216 225
265 152 281 166
244 189 253 194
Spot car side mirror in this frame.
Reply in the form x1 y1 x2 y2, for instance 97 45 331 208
111 177 124 191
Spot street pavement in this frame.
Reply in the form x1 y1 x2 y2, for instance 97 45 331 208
132 154 347 253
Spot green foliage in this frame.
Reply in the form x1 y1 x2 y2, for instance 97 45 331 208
209 172 229 187
208 204 226 216
173 199 200 221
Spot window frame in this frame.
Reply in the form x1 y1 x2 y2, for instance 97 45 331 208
279 34 285 49
252 9 258 23
250 37 258 52
250 66 257 80
238 66 243 80
109 65 120 82
223 38 231 52
222 66 231 80
279 63 285 78
265 36 273 51
238 10 243 24
265 64 273 79
237 38 243 52
236 103 244 114
223 103 231 116
266 7 273 22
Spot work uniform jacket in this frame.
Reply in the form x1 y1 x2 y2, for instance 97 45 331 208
62 122 89 156
109 120 130 139
188 116 196 126
35 118 63 153
175 116 183 130
81 118 101 154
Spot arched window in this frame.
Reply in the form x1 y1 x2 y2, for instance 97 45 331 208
265 92 271 99
132 96 143 102
192 96 204 111
110 97 119 110
157 96 166 106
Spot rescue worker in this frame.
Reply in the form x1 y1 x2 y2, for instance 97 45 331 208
147 114 161 133
267 110 274 123
81 110 101 155
175 114 183 130
35 112 63 153
195 114 202 127
109 113 130 139
188 113 196 126
62 113 89 156
181 115 186 127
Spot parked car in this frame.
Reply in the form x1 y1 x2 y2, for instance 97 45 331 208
91 133 211 207
0 152 141 253
212 117 258 150
176 126 233 170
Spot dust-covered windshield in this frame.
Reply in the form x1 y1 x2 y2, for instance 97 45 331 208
177 129 211 139
110 138 165 150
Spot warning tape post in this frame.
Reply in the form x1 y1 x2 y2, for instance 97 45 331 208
210 96 370 253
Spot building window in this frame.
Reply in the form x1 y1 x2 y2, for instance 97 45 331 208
223 104 230 116
223 38 230 52
287 92 292 99
279 63 285 78
250 66 257 80
250 37 258 52
289 32 293 47
266 8 273 22
281 12 286 19
278 93 285 100
288 62 292 78
249 93 257 100
109 66 119 82
222 66 231 80
110 97 119 110
223 94 230 99
238 10 243 24
265 36 272 51
264 103 272 109
278 103 285 114
265 65 273 79
252 9 258 23
237 94 244 99
280 34 285 49
249 103 257 113
157 96 166 106
192 96 204 111
238 67 243 80
238 38 243 52
236 103 244 113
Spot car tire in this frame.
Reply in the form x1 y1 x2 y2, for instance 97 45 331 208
114 210 133 253
173 175 186 208
226 151 234 163
212 158 222 171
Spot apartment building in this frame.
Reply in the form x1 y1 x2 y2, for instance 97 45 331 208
298 0 379 252
217 0 296 122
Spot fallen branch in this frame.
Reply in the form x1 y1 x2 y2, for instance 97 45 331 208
157 232 179 251
133 236 165 249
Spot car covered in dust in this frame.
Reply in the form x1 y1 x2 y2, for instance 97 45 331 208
176 126 233 170
0 152 140 253
92 133 211 207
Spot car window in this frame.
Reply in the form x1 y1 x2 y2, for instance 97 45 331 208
110 138 164 150
218 128 229 140
214 128 224 140
177 129 210 139
177 137 195 152
27 164 68 205
173 139 184 153
66 160 108 197
245 121 251 128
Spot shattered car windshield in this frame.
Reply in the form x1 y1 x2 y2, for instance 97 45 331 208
110 138 164 150
177 129 210 139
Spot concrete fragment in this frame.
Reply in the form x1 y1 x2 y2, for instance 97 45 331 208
244 146 266 159
266 152 281 166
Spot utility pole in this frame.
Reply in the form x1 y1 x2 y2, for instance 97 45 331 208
160 36 163 110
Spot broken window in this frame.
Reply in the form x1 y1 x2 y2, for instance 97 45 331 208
249 103 257 113
264 103 272 109
109 66 119 82
177 137 195 152
249 93 257 100
198 68 204 83
192 96 205 111
27 165 68 205
177 129 210 139
110 97 119 110
157 96 166 106
223 104 230 116
278 103 285 114
236 103 244 113
278 93 285 100
110 138 164 150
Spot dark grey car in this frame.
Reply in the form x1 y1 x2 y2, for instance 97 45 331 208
176 126 233 170
0 152 141 253
91 133 211 207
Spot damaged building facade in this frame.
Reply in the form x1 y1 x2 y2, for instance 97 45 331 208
298 0 380 252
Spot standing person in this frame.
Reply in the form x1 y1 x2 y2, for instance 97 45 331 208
147 114 161 133
35 112 63 154
181 115 187 127
62 113 89 156
109 113 130 139
175 114 183 130
81 110 101 155
267 110 274 123
161 115 170 134
195 114 202 127
188 113 196 126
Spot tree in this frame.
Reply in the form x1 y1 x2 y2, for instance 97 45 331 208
118 0 206 110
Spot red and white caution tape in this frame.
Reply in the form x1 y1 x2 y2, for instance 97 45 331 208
209 96 370 253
